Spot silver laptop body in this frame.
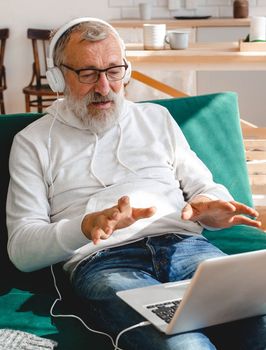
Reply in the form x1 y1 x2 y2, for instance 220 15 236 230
116 249 266 334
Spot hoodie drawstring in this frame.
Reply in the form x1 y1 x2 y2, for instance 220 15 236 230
89 123 138 188
116 122 138 176
90 133 107 188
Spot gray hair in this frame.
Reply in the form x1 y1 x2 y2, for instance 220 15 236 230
53 21 123 67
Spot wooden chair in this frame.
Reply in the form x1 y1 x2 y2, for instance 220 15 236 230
23 28 62 112
0 28 9 114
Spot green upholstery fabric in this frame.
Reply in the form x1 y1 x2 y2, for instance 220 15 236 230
150 92 266 255
0 92 265 349
152 91 252 207
0 114 45 290
0 289 56 336
0 288 111 349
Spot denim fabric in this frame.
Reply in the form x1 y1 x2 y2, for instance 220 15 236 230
72 234 266 350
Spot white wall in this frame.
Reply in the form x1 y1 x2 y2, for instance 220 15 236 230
197 27 266 127
0 0 120 114
2 0 266 120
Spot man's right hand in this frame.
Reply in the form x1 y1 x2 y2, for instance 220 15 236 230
81 196 156 245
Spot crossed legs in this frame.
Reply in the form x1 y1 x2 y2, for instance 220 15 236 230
71 234 266 350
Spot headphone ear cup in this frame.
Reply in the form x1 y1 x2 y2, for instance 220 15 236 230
46 67 65 93
123 60 131 84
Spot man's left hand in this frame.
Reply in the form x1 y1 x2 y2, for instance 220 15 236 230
181 196 262 229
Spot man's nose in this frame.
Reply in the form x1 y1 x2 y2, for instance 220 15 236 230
94 72 111 96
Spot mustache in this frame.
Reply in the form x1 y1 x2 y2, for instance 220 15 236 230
86 92 114 104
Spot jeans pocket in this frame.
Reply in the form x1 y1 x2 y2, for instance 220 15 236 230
73 250 104 280
173 233 188 241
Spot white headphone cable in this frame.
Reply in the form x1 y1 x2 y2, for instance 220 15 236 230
114 320 151 350
47 93 59 212
49 265 125 350
50 265 151 350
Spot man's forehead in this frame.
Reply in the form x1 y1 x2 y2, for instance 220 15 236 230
67 30 120 48
65 33 123 66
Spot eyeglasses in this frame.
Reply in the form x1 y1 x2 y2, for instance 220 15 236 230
61 60 128 84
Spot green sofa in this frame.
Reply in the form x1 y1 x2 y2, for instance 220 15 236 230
1 92 266 349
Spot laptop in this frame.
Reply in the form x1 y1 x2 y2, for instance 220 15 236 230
117 249 266 335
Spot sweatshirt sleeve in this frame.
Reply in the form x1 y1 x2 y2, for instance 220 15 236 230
6 131 89 273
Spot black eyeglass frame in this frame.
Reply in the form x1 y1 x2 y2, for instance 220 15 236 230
61 59 129 84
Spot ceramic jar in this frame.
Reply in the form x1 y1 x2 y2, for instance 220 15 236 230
233 0 249 18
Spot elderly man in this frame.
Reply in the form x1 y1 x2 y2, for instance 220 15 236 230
7 18 263 350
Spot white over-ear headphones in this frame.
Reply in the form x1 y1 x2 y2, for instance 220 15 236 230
46 17 131 93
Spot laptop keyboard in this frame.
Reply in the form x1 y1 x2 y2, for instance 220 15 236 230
146 300 181 324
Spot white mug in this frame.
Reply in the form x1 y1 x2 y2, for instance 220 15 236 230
139 3 152 20
165 31 189 50
143 24 166 50
250 16 266 41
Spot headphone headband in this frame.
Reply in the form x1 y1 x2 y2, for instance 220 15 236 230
46 17 131 93
47 17 125 69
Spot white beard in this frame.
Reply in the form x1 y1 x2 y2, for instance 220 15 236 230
65 88 125 134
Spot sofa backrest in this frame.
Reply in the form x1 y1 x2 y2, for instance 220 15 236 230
151 91 252 206
0 114 42 290
0 92 252 289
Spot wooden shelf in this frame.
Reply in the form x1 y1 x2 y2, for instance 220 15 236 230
110 18 251 29
125 42 266 72
239 40 266 52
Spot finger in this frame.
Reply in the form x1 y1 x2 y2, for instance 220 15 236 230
91 226 102 245
181 204 194 221
91 226 112 245
230 215 262 228
230 201 259 217
118 196 130 212
109 208 120 221
206 200 236 212
132 206 156 220
104 225 113 236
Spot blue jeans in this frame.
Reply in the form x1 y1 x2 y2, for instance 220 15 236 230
71 234 266 350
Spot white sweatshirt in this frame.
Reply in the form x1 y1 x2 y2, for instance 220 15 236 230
7 98 233 275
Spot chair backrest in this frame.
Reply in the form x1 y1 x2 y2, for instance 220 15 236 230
0 28 9 114
27 28 51 87
0 28 9 88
